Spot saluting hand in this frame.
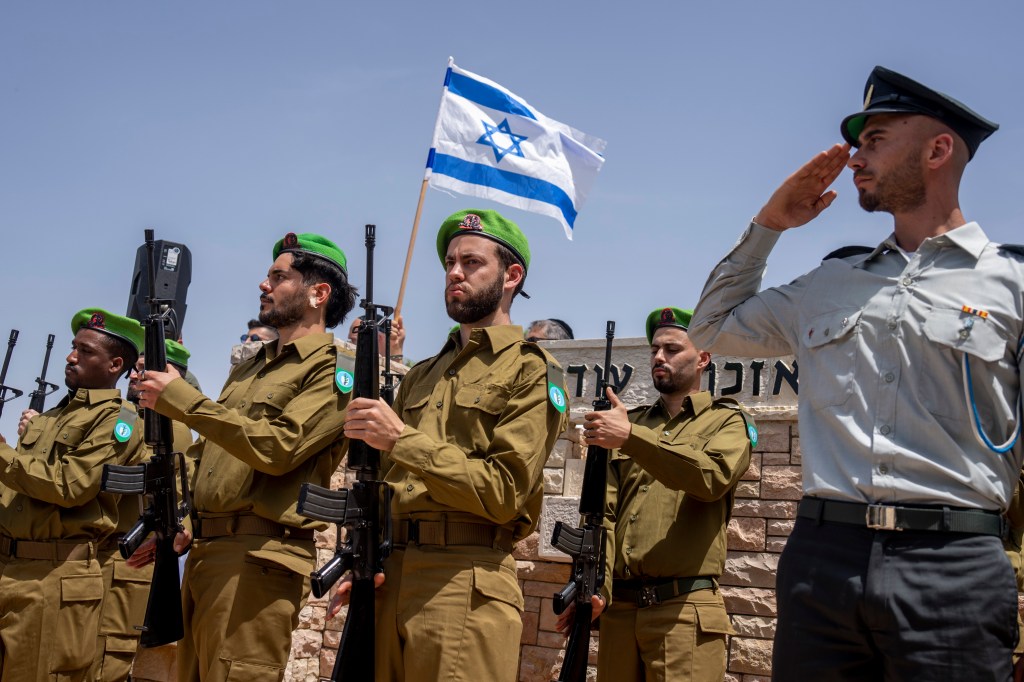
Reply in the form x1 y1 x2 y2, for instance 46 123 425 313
135 364 182 410
582 388 631 449
344 397 405 451
754 143 850 231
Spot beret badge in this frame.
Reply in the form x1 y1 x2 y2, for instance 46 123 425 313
458 214 483 231
660 308 675 325
283 232 299 249
88 313 106 329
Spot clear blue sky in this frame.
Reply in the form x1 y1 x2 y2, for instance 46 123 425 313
2 1 1023 435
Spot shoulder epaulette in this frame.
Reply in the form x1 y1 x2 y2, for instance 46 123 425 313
626 404 648 415
998 244 1024 258
714 397 758 449
823 245 873 261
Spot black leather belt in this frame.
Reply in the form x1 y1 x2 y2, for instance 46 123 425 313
613 576 716 608
798 497 1005 536
195 514 314 541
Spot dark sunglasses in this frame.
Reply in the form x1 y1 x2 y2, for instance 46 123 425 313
240 333 263 343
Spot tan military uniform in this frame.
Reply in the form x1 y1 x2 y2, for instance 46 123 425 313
0 388 143 682
91 419 194 682
599 392 751 682
376 326 567 682
154 332 350 682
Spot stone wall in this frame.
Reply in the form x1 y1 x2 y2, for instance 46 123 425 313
281 336 802 681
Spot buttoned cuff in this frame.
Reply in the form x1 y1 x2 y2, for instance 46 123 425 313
155 377 205 422
387 425 433 474
733 221 783 259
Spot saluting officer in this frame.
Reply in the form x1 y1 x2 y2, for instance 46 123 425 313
0 308 145 682
335 209 568 682
690 66 1023 679
134 233 357 681
571 307 752 681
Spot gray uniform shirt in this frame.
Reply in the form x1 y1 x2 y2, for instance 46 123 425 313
690 221 1024 511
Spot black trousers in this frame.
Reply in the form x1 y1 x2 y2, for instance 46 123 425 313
771 516 1018 682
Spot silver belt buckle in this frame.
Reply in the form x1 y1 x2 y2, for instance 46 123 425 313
865 504 899 530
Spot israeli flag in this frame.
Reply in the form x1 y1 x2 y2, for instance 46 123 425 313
426 60 606 240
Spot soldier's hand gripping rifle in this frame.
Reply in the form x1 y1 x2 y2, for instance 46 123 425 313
100 229 191 647
297 224 393 682
27 334 59 414
0 330 24 419
551 320 616 682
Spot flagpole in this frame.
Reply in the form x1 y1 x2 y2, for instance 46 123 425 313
394 177 429 316
394 56 455 318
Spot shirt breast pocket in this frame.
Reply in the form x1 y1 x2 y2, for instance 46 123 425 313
799 308 862 410
249 383 297 420
921 306 1009 419
453 383 510 455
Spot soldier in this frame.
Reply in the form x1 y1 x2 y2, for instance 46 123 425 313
568 307 752 681
333 209 568 681
0 308 144 681
133 232 357 681
91 338 196 681
690 66 1022 678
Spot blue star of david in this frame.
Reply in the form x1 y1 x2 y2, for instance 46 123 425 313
477 118 528 163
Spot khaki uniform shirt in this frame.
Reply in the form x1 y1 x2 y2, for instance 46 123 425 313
155 332 349 531
385 326 567 542
603 392 751 603
0 388 143 541
691 222 1024 510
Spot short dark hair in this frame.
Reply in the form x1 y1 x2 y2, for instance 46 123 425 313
247 318 275 331
494 242 526 297
96 333 139 376
289 252 358 328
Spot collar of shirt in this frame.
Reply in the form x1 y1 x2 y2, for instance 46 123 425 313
58 387 122 408
866 221 989 263
441 324 525 356
262 331 335 364
649 390 713 422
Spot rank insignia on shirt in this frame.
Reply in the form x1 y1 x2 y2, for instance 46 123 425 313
546 362 567 414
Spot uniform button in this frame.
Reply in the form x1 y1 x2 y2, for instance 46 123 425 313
624 568 631 577
880 425 892 435
240 401 246 407
261 568 269 575
663 431 670 436
208 467 214 475
257 372 265 379
15 505 22 512
629 514 637 523
901 276 912 287
406 484 414 492
62 433 68 440
435 401 443 408
958 329 970 339
879 464 889 474
641 485 649 493
266 393 274 399
448 369 456 376
884 372 895 383
887 320 897 330
625 547 632 555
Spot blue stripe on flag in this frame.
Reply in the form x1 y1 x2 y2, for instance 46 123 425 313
446 71 537 121
432 153 576 228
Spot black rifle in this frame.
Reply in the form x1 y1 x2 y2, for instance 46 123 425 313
297 224 393 682
27 334 59 413
0 330 24 418
551 320 616 682
100 228 191 647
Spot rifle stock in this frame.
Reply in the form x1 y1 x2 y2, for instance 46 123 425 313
100 228 190 647
551 320 615 682
296 224 393 682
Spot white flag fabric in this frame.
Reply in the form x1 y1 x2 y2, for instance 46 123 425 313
426 61 606 240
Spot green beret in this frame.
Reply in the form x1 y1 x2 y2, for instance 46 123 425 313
71 308 144 354
165 339 191 370
273 232 348 274
436 209 530 271
646 307 693 344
